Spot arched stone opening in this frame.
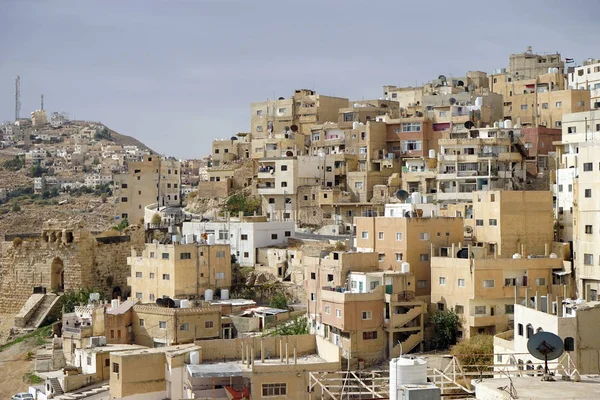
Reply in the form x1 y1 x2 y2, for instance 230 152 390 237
50 257 64 292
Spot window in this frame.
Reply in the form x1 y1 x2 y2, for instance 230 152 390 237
584 162 593 172
205 320 214 328
336 309 342 318
419 254 429 261
363 331 378 340
564 337 575 352
310 272 316 280
256 125 263 132
489 219 498 226
455 305 464 314
281 165 288 171
476 219 484 226
180 323 190 331
458 279 465 287
243 252 249 258
401 122 421 132
135 292 142 300
216 251 226 258
569 184 573 192
150 273 155 279
378 253 385 262
216 272 225 280
475 306 487 315
358 147 367 154
439 277 446 285
278 107 287 114
585 188 592 198
361 231 368 239
439 111 447 117
437 303 445 311
180 252 191 260
586 225 593 234
555 121 562 127
113 362 120 374
271 234 278 240
362 311 372 320
121 197 128 202
139 319 144 326
555 101 562 108
281 181 287 188
578 101 585 107
401 140 422 151
162 274 170 280
241 234 248 240
310 293 316 301
396 232 402 241
149 294 155 301
483 279 495 288
355 181 364 189
505 304 515 314
396 253 403 261
326 274 334 282
584 254 594 265
520 104 528 110
419 232 430 240
497 354 503 363
262 383 287 397
121 183 128 189
526 324 534 338
378 232 384 240
558 184 563 192
518 324 524 336
162 253 169 260
542 102 548 109
159 321 167 329
324 305 330 314
417 280 427 288
105 359 110 367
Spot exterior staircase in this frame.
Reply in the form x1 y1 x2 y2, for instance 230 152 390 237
25 293 61 329
391 332 422 357
50 377 64 396
390 306 422 329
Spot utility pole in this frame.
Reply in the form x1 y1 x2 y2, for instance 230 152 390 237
41 94 44 111
15 76 21 121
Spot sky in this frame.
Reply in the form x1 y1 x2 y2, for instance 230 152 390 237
1 0 598 159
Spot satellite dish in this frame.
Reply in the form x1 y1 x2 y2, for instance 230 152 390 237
230 136 238 140
396 190 409 202
449 97 457 105
464 121 475 129
156 298 165 307
290 124 299 132
285 150 294 157
438 75 447 81
164 297 176 308
456 248 470 259
278 97 285 100
457 80 464 87
527 332 564 381
465 226 473 234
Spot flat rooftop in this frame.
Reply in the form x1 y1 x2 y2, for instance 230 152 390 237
475 376 600 399
84 343 146 353
116 344 198 357
237 354 329 369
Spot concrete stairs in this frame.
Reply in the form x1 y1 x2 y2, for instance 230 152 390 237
54 384 109 400
25 293 61 329
392 332 422 357
50 377 64 396
14 293 45 328
390 306 422 329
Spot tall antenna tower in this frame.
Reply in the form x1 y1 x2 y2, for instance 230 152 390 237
15 76 21 121
41 94 44 111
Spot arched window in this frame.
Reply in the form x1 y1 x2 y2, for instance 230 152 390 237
526 324 534 338
564 337 575 352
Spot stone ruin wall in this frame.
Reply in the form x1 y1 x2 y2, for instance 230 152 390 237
0 223 145 314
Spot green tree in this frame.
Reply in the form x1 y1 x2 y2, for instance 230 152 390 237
151 213 162 225
431 308 460 349
28 163 48 178
269 293 288 310
113 218 129 231
267 316 309 336
62 288 105 313
12 203 21 212
2 156 24 171
226 193 261 216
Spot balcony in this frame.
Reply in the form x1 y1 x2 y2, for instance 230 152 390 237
436 191 474 201
320 285 384 303
384 305 423 331
257 165 276 179
468 314 507 328
63 325 93 339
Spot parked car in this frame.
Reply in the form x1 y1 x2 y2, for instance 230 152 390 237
12 393 34 400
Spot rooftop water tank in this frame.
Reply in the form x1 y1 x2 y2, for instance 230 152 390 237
428 149 435 159
207 234 215 245
504 119 513 129
221 288 230 300
111 299 119 309
180 299 191 308
205 289 214 301
411 192 421 205
401 262 410 274
190 351 200 365
475 97 483 107
352 121 359 130
549 253 558 258
498 121 504 129
513 253 522 259
390 356 428 400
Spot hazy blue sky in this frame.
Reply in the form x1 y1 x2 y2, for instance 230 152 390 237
1 0 598 158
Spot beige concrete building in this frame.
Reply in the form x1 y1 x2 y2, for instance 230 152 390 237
114 155 181 223
471 190 554 258
354 211 464 297
507 47 563 80
211 136 250 166
337 99 399 128
132 304 221 348
431 246 565 339
128 242 231 303
569 58 600 109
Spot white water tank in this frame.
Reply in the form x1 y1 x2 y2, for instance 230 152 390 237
111 299 119 309
180 299 191 308
475 97 483 107
207 234 215 245
401 262 410 274
498 121 504 129
513 253 522 259
548 67 554 74
205 289 214 301
390 356 428 400
190 351 200 365
411 192 421 204
221 289 230 300
352 121 359 130
549 253 558 258
428 149 435 159
504 119 513 129
186 233 195 244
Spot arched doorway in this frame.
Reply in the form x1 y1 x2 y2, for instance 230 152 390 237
50 257 64 292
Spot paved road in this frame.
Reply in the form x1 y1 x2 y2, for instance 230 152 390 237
294 231 352 242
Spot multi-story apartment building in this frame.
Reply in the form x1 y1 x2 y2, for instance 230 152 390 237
305 251 425 363
257 155 324 221
211 136 250 167
385 116 436 159
507 47 563 80
436 127 527 204
114 155 181 223
431 246 564 339
354 206 464 298
128 242 231 303
181 215 295 267
383 85 424 108
337 99 399 128
399 156 437 196
569 58 600 109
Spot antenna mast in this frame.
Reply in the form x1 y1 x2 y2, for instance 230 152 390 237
15 76 21 121
41 94 44 111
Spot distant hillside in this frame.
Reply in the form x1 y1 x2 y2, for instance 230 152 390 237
105 127 155 154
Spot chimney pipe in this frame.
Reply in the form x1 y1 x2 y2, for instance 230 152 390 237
556 296 563 317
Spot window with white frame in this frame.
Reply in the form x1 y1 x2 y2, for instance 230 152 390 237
336 309 342 318
396 253 403 261
419 232 430 240
378 232 384 240
401 140 422 151
483 279 495 288
401 122 421 132
474 306 487 315
458 278 465 287
439 277 446 285
262 383 287 396
361 231 368 239
325 306 330 314
362 311 372 320
396 232 402 241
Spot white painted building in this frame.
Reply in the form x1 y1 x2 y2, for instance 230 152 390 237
568 58 600 109
84 174 113 187
182 217 295 266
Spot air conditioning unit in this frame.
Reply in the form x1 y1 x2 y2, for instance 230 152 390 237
91 336 107 347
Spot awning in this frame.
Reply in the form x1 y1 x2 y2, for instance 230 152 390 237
553 271 571 276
